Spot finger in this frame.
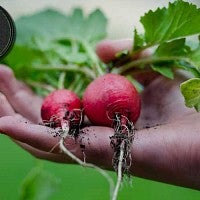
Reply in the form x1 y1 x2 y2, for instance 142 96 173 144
0 65 43 123
0 115 60 152
2 114 200 190
0 92 15 117
0 115 114 168
96 39 133 63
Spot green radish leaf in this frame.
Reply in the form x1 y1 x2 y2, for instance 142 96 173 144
123 1 200 84
176 60 200 78
16 8 107 45
151 64 174 79
84 9 107 42
133 28 145 51
180 78 200 111
53 45 88 64
187 45 200 71
3 8 107 96
16 9 69 45
20 166 60 200
140 0 200 45
194 103 200 111
154 38 188 57
152 39 200 78
4 45 38 67
4 45 42 79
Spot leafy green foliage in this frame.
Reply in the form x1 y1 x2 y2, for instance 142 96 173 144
151 64 174 79
15 9 68 45
153 39 188 57
187 45 200 71
3 8 107 97
139 0 200 46
133 28 144 51
3 1 200 110
15 8 107 45
180 78 200 111
111 0 200 110
19 165 60 200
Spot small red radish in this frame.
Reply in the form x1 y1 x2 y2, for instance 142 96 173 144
41 89 82 135
82 73 141 127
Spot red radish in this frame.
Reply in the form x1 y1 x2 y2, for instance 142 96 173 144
82 73 141 127
83 73 140 187
41 89 82 131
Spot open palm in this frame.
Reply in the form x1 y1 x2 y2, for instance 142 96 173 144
0 39 200 190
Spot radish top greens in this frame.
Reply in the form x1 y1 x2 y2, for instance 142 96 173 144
3 8 107 96
2 0 200 111
112 0 200 112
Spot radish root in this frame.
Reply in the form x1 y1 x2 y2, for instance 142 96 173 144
59 138 115 199
112 141 125 200
45 110 135 200
110 113 135 199
49 109 115 200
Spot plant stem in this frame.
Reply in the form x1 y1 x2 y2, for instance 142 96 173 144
27 80 55 92
81 40 104 77
114 55 191 74
112 141 125 200
34 64 96 80
58 72 66 89
59 138 115 199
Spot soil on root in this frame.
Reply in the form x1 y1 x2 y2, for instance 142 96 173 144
110 113 135 177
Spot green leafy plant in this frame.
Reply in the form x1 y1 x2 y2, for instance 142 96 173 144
20 164 60 200
111 0 200 111
180 78 200 111
4 8 107 96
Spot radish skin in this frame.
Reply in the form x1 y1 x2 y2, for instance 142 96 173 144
41 89 82 129
83 73 141 200
83 73 141 127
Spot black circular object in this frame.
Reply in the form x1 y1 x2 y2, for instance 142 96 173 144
0 6 16 59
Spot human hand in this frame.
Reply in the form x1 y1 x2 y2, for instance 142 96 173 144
0 39 200 190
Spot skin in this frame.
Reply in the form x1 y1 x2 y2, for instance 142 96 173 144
0 39 200 190
82 73 141 126
41 89 82 126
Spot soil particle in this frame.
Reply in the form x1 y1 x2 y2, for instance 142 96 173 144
145 125 151 129
80 144 85 149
